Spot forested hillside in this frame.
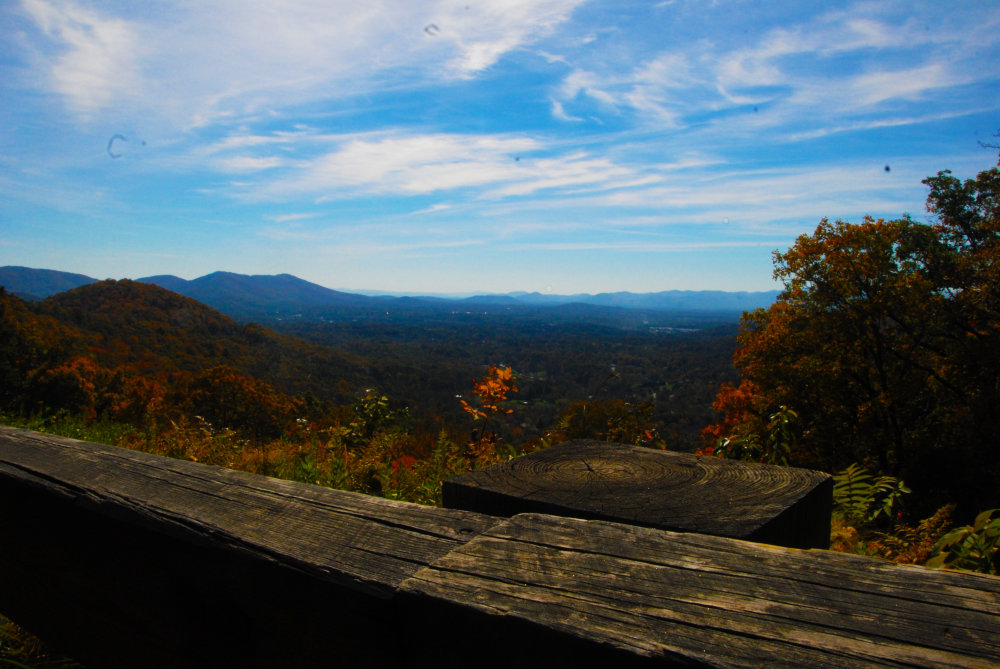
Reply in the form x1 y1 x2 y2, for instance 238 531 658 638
32 279 371 400
0 278 738 451
274 317 737 445
1 281 365 444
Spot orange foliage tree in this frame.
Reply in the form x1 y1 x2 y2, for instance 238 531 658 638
106 375 168 427
461 364 518 452
699 379 760 449
181 365 299 445
705 163 1000 515
27 356 105 419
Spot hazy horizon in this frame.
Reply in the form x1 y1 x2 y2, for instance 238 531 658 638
1 264 781 300
2 1 998 294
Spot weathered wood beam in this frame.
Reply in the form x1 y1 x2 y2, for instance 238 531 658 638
443 439 833 548
2 428 998 668
0 426 497 668
400 512 1000 668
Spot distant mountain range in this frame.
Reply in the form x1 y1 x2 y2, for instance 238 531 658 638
0 266 98 300
0 272 746 447
466 289 778 312
138 271 373 310
0 266 779 324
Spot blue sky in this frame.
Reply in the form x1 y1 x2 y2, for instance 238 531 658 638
1 0 998 294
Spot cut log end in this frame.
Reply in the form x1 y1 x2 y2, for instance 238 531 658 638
443 439 832 548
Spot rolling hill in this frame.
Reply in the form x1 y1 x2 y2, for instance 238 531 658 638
0 266 97 300
1 267 777 327
31 279 371 401
1 272 742 448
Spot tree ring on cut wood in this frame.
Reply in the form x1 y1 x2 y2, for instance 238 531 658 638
443 439 833 548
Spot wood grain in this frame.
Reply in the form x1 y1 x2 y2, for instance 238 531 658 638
0 426 497 668
3 427 997 668
443 439 832 548
0 426 494 585
400 512 1000 668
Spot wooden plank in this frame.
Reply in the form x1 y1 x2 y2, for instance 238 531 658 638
399 513 1000 668
5 426 998 668
0 426 498 668
443 439 832 548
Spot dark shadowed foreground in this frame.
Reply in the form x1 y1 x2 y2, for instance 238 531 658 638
1 426 997 668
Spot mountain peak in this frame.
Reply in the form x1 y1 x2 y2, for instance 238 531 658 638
0 266 98 300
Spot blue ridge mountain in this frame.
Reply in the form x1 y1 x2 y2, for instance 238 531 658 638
0 266 98 300
494 290 778 311
1 266 777 325
138 271 373 318
0 269 745 446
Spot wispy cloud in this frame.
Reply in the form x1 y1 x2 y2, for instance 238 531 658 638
267 212 318 223
434 0 586 75
553 3 999 139
207 129 696 203
523 240 780 252
217 156 286 171
3 0 998 292
847 64 956 107
550 99 582 122
20 0 144 116
410 203 453 215
783 109 991 142
270 133 537 196
18 0 587 129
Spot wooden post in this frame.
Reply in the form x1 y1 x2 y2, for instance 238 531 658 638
443 439 832 548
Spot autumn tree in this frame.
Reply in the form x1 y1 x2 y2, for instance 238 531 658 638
461 365 518 452
0 288 84 415
106 374 167 428
706 163 1000 515
343 390 409 447
549 399 661 448
0 288 38 412
182 365 298 444
27 356 106 419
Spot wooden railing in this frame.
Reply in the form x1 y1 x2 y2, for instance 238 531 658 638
1 426 998 668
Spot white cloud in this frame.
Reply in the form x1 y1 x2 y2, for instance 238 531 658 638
559 69 619 107
224 129 686 203
848 64 955 107
434 0 585 75
289 134 537 194
484 153 647 198
411 203 453 215
19 0 587 128
552 2 998 136
550 99 582 122
538 50 570 66
20 0 144 116
268 212 318 223
784 108 994 142
204 134 297 153
217 156 286 171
